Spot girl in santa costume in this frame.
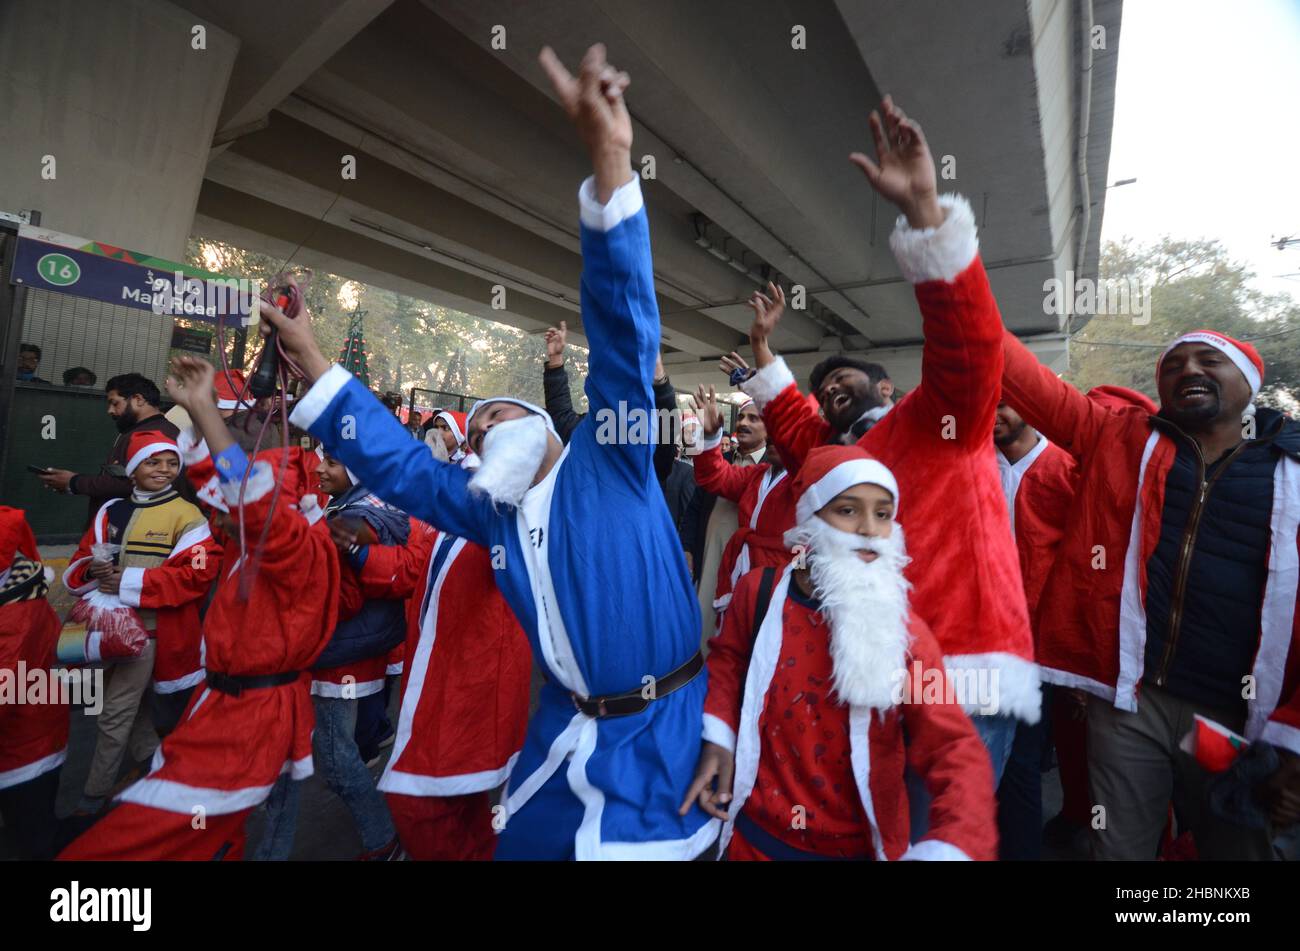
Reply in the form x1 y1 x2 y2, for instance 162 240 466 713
0 507 69 859
350 437 531 860
62 430 220 815
691 386 795 624
59 356 338 860
682 445 996 860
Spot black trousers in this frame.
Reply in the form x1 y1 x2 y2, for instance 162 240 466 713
0 765 62 860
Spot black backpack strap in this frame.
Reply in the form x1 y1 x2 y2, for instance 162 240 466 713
751 566 777 640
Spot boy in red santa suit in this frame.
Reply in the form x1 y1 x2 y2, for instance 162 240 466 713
60 356 338 860
681 445 996 861
63 430 220 815
690 385 794 623
0 507 69 859
346 431 532 860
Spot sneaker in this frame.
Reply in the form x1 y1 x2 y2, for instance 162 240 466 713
357 837 406 861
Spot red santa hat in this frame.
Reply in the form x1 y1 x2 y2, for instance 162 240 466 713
0 506 40 573
124 430 181 476
214 369 250 411
434 409 468 447
791 445 900 525
1157 330 1264 398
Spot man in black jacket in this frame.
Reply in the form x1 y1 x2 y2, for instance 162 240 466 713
37 373 183 528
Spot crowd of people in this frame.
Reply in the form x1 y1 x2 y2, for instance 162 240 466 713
2 43 1298 862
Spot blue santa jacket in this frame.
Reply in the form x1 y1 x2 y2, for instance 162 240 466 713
291 176 716 859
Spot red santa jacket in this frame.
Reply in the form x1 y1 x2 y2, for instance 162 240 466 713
310 559 388 699
359 519 531 796
112 448 340 817
742 195 1038 723
704 566 997 860
63 495 220 694
0 510 70 790
1002 332 1300 753
997 437 1076 632
692 438 795 614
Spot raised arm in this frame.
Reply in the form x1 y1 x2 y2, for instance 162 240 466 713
1002 331 1112 461
540 45 658 486
542 321 583 445
690 383 763 502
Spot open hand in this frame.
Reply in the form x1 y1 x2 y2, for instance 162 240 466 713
849 95 942 229
38 468 75 493
693 384 725 437
165 356 217 413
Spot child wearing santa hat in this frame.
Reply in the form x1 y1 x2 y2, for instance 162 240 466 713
0 507 69 858
682 445 996 860
62 429 220 816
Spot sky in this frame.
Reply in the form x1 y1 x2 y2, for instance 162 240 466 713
1101 0 1300 304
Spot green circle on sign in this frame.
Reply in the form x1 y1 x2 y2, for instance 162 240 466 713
37 252 81 287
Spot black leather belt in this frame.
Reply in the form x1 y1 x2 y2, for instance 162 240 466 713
570 651 703 719
206 669 302 697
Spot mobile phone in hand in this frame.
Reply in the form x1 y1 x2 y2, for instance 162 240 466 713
27 464 52 475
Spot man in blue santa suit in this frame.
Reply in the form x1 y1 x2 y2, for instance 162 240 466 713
265 42 717 860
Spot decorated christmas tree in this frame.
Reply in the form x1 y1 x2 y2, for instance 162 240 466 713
337 301 371 387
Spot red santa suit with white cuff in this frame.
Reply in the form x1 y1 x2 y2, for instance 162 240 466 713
359 454 532 860
692 418 795 619
0 508 69 796
60 444 337 860
703 447 996 861
740 195 1039 726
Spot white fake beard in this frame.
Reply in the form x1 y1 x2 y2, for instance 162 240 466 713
425 430 451 463
783 516 913 710
468 413 549 507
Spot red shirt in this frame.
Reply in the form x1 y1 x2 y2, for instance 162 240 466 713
746 584 871 858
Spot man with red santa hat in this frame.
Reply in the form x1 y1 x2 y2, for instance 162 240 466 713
681 445 995 860
690 384 794 624
0 507 69 859
739 98 1040 790
60 356 338 860
1001 327 1300 859
348 437 532 860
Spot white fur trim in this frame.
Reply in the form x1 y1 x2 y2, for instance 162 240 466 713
152 668 204 694
434 410 466 447
740 356 796 409
117 567 145 608
699 427 724 451
702 713 737 753
0 748 67 791
1036 665 1116 701
385 661 403 676
942 652 1042 724
888 193 979 285
1160 332 1262 397
62 555 97 596
288 363 352 432
379 753 519 797
176 428 208 466
1114 431 1161 713
125 439 180 476
219 459 277 506
1247 454 1300 739
297 494 325 525
465 397 560 445
900 838 973 861
1260 720 1300 757
795 458 899 524
578 174 643 233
